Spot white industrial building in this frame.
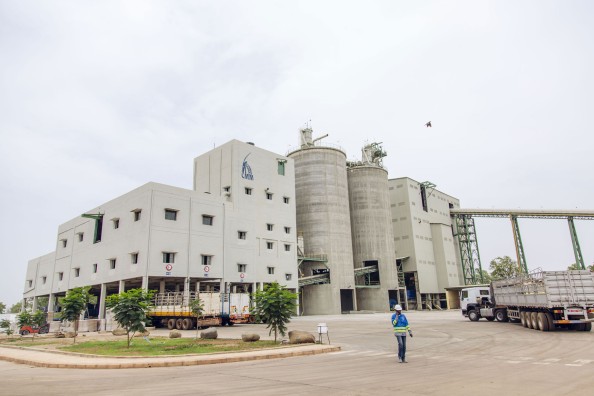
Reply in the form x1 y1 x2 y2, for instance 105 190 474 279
23 132 465 318
23 140 298 326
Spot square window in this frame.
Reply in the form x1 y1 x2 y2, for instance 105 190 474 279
78 233 84 242
284 244 291 252
267 267 275 275
27 280 32 287
266 192 273 200
284 226 290 234
109 259 116 270
132 209 142 221
201 255 212 266
165 209 178 221
267 242 274 250
245 187 252 195
92 263 98 273
237 264 247 273
74 268 80 277
267 223 274 231
238 231 247 240
61 239 67 248
42 276 47 284
283 197 290 204
277 160 285 176
163 252 175 264
58 272 64 281
285 273 292 281
223 186 231 192
202 215 214 226
112 218 120 229
131 253 138 264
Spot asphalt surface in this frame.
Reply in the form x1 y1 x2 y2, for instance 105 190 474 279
1 310 593 395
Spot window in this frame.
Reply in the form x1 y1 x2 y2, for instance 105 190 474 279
132 209 142 221
163 252 175 264
283 197 290 204
202 215 214 226
27 280 32 287
77 232 84 242
277 160 286 176
245 187 252 195
266 192 273 200
74 268 80 277
238 231 247 240
284 244 291 252
267 223 274 231
131 253 138 264
223 186 231 192
109 259 116 270
267 267 275 275
112 218 120 229
284 227 291 234
42 276 47 284
201 255 212 266
61 239 67 248
285 273 292 281
267 242 274 250
237 264 247 273
420 185 428 212
58 272 64 281
164 209 178 221
92 263 98 273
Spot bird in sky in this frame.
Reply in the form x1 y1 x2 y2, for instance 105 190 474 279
425 121 432 127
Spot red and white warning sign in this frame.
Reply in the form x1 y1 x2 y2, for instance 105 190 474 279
240 273 245 279
204 266 210 272
165 264 173 271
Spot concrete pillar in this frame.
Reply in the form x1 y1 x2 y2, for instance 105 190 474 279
195 281 201 293
48 293 55 312
32 296 38 312
183 278 190 299
141 276 149 290
252 282 256 294
175 283 180 292
119 280 125 293
159 280 166 294
98 283 107 320
21 298 26 312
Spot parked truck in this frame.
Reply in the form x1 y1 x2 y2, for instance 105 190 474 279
150 291 251 330
461 269 594 332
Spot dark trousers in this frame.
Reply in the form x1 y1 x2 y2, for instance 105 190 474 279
395 334 406 360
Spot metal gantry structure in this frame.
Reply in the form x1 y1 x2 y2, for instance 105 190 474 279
450 209 594 285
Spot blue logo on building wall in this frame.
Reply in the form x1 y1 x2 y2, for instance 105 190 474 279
242 154 254 180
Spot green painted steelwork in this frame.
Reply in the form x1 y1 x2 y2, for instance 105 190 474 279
454 214 484 284
510 215 528 273
81 213 103 244
568 217 586 270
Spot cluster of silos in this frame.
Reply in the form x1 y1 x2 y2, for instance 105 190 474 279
288 128 356 315
347 143 399 311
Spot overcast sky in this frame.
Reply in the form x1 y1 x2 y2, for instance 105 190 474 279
1 1 593 307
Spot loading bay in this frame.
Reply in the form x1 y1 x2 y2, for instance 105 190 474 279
1 310 593 395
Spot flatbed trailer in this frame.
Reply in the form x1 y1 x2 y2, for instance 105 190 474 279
461 270 594 331
150 291 251 330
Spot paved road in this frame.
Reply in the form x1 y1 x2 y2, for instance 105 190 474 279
1 310 593 395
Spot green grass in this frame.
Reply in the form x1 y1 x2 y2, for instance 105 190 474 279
59 338 280 356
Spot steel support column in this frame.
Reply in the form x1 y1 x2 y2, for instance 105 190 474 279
454 215 484 284
567 217 586 270
510 215 528 273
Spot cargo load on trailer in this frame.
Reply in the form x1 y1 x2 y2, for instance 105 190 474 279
460 269 594 332
150 291 251 330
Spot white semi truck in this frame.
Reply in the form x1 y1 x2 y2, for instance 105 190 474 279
150 291 251 330
461 270 594 331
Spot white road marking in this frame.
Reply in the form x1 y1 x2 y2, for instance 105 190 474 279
543 358 561 362
506 361 522 364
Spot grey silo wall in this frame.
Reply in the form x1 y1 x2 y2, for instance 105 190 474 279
289 147 356 315
348 165 399 311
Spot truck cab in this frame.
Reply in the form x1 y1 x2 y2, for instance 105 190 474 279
460 287 491 316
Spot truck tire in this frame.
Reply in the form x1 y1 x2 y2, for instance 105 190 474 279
468 310 480 321
526 312 533 329
182 318 192 330
520 312 527 327
20 329 30 336
495 310 508 322
175 318 184 330
530 312 540 330
167 318 176 330
537 313 549 331
545 312 555 331
584 322 592 332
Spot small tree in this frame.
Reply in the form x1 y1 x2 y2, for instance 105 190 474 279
252 282 297 343
474 268 492 284
489 256 522 280
10 302 22 313
61 287 91 344
0 301 6 314
190 297 204 339
106 288 155 348
0 319 13 337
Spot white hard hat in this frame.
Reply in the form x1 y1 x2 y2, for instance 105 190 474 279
395 304 403 311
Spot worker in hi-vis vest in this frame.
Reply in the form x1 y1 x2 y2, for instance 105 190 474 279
391 304 413 363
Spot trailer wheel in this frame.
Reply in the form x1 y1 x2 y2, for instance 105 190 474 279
175 318 184 330
182 318 192 330
530 312 540 330
544 313 555 331
495 310 508 322
167 319 176 330
520 312 527 327
537 313 549 331
468 310 480 322
584 322 592 332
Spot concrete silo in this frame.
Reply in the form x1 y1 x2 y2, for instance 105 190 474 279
288 128 356 315
347 143 400 311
